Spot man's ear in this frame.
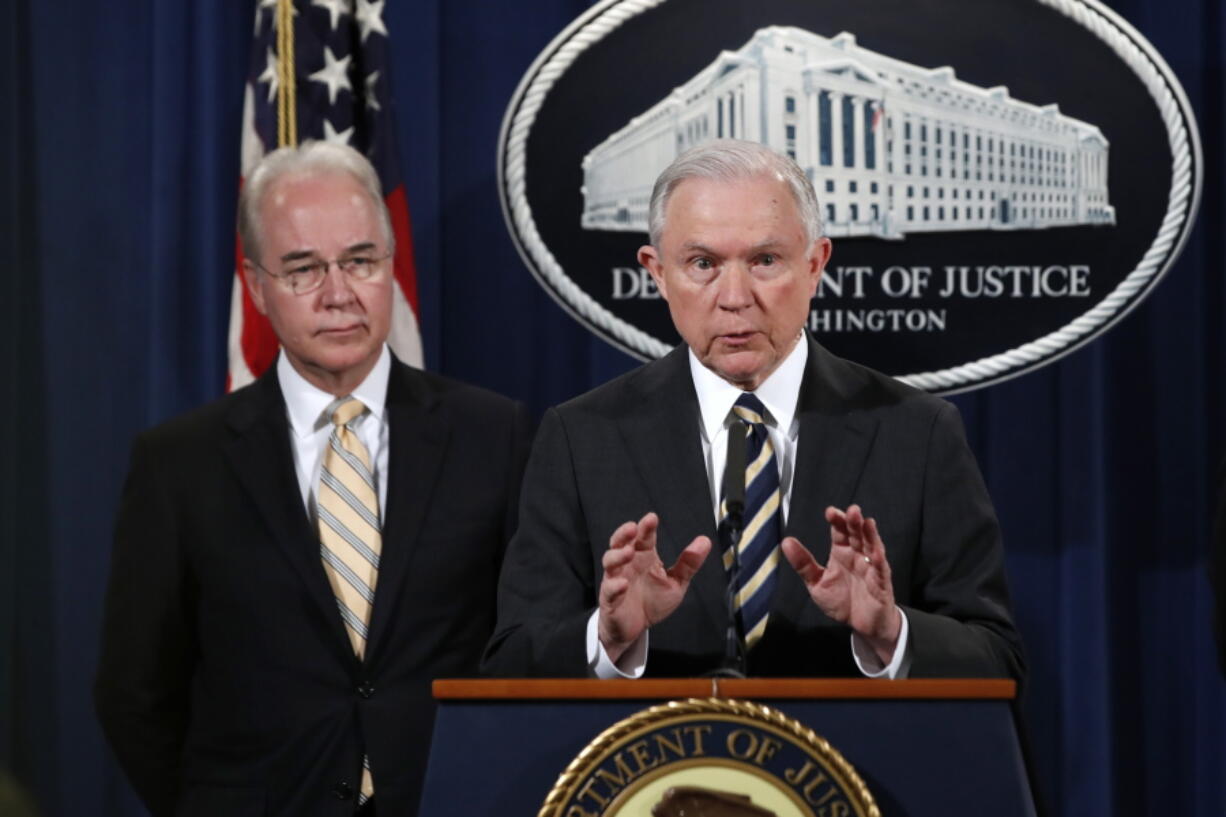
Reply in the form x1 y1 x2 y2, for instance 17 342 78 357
242 259 268 316
638 245 668 301
806 237 833 298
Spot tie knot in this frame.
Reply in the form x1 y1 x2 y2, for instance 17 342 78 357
330 397 367 428
732 393 768 426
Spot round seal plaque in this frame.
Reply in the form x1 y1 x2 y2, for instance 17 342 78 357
499 0 1201 393
540 699 879 817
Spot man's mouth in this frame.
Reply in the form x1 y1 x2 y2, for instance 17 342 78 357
717 330 757 345
317 323 365 335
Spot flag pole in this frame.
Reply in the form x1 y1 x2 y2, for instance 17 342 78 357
277 0 297 147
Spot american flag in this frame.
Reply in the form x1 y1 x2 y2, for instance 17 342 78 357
229 0 424 390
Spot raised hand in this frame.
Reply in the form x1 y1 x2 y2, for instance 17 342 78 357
780 504 902 664
598 512 711 662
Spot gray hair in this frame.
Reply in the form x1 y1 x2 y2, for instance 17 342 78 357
237 140 394 265
647 139 823 247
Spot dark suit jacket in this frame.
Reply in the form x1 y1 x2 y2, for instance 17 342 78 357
95 359 531 817
483 337 1023 680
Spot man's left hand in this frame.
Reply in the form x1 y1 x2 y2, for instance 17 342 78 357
781 504 902 665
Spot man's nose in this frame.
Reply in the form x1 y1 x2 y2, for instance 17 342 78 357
717 264 754 310
318 262 357 305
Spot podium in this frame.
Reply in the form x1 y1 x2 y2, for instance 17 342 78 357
419 679 1035 817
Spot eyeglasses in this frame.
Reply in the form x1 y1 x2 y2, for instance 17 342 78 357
254 251 393 295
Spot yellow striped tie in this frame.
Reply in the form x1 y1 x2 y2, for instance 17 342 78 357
318 396 380 802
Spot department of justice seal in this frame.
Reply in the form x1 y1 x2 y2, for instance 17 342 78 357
540 699 880 817
499 0 1201 394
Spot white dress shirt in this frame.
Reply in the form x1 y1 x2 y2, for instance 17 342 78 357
277 346 392 519
588 337 911 679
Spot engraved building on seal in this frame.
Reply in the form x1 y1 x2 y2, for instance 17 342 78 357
580 26 1114 239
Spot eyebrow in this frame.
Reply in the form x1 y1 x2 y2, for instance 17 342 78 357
745 239 786 254
278 242 379 264
678 239 785 255
279 249 318 263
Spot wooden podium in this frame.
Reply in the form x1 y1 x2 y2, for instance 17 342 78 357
419 679 1036 817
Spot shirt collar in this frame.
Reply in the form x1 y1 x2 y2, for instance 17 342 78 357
689 334 808 441
277 345 391 438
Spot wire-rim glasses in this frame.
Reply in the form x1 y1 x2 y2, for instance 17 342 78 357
254 250 393 295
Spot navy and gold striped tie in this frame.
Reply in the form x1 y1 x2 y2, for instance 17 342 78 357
318 396 379 802
720 393 782 649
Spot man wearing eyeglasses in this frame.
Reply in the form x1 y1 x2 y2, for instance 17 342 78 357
94 142 531 817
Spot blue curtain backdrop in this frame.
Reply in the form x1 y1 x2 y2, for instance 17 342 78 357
2 0 1223 815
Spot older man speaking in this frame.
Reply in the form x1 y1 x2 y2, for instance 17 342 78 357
484 139 1023 682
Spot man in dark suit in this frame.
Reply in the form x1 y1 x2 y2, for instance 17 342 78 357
484 139 1022 681
95 142 530 817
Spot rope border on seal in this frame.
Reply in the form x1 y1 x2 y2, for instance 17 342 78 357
499 0 1201 393
537 697 882 817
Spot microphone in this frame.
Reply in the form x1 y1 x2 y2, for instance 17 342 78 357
716 422 748 677
723 421 746 528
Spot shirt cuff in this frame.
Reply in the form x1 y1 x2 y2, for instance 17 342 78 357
850 607 912 679
586 610 648 679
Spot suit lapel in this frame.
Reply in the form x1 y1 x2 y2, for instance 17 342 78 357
619 347 726 636
224 373 359 670
364 361 450 663
774 337 879 623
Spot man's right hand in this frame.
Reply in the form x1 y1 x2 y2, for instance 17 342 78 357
598 512 711 663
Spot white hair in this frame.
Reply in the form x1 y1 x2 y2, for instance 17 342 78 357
237 140 393 265
647 139 823 246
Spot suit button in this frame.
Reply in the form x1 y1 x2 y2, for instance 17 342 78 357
358 682 375 699
333 781 353 800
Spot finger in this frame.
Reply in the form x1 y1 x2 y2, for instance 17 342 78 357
825 506 849 544
634 512 659 551
781 537 825 585
863 516 884 561
860 517 884 565
667 536 712 584
845 505 865 550
602 542 636 572
827 541 859 572
608 519 638 551
862 516 892 588
599 575 629 606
